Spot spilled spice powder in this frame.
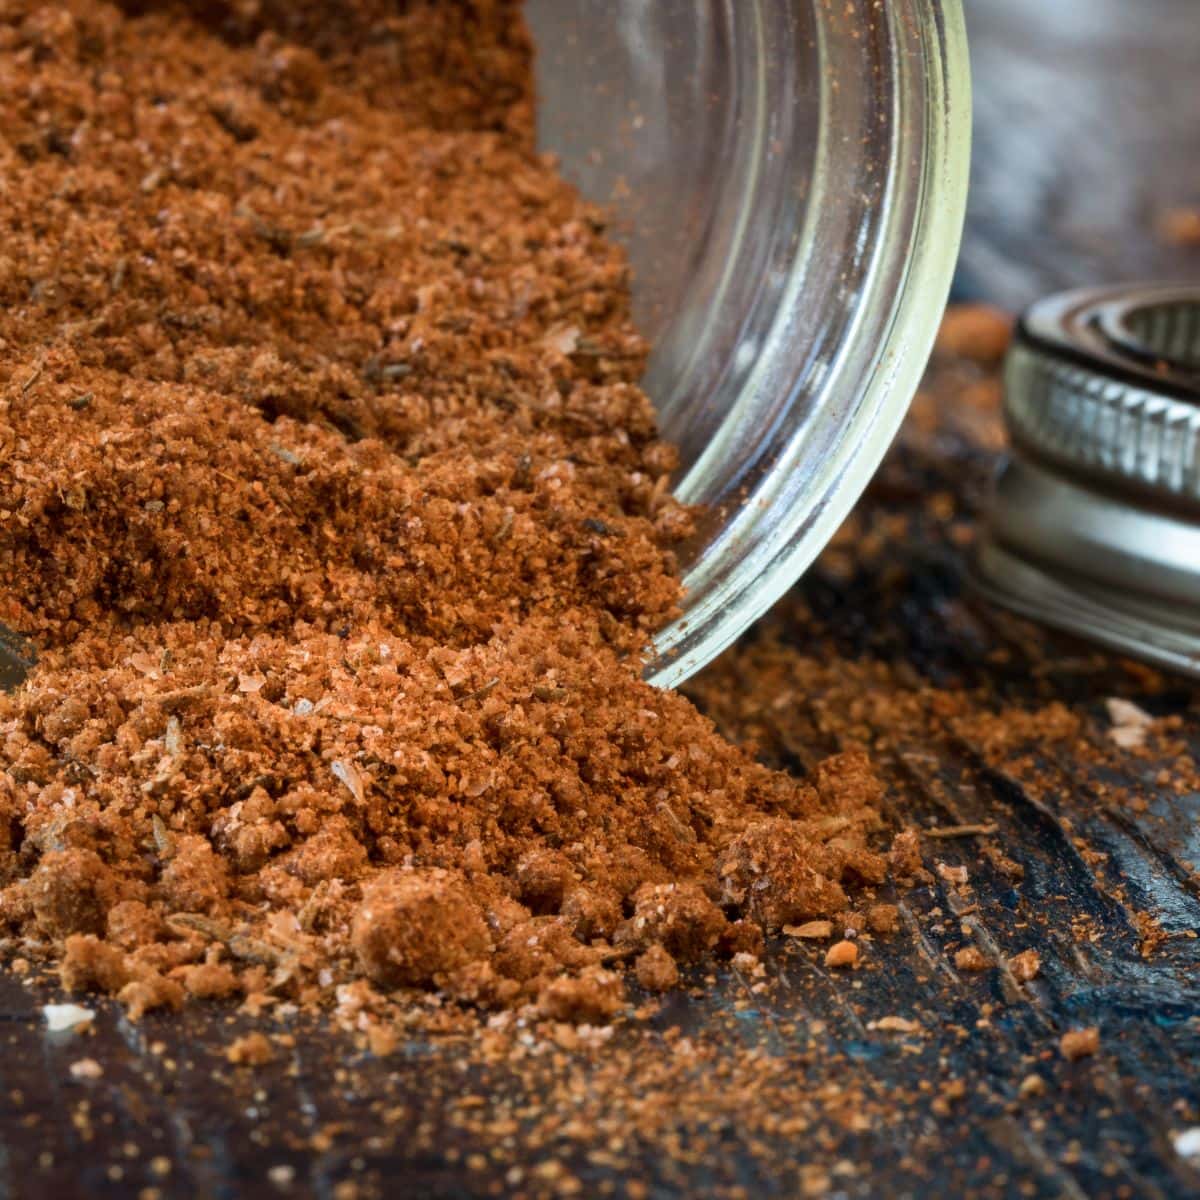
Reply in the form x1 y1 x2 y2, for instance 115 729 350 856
0 1 905 1022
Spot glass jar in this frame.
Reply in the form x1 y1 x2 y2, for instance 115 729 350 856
526 0 971 686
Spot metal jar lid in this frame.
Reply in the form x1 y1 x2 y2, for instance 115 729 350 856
976 283 1200 679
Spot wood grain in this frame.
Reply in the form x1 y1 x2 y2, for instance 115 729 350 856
2 7 1200 1194
2 350 1198 1197
962 0 1200 308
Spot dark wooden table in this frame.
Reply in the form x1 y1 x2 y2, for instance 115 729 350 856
4 7 1200 1195
2 347 1198 1199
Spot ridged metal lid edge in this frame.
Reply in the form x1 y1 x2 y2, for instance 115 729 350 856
978 283 1200 680
1004 285 1200 507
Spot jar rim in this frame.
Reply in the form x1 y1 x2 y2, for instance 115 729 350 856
645 0 972 687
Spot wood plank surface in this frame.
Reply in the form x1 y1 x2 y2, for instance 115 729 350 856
1 344 1197 1199
2 5 1200 1196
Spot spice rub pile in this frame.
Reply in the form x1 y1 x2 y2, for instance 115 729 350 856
0 0 901 1022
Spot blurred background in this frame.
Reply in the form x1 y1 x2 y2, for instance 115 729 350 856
962 0 1200 309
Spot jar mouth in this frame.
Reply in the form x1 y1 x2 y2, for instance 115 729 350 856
527 0 972 687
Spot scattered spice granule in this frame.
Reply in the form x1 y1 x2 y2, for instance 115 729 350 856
1060 1027 1101 1061
267 1165 297 1190
364 1023 399 1058
68 1057 104 1081
888 830 927 882
1018 1074 1047 1100
1106 698 1155 750
824 941 858 969
872 1016 921 1035
867 904 899 935
954 946 990 973
176 962 241 1000
351 870 491 990
784 920 835 941
1173 1128 1200 1161
117 973 186 1021
1007 949 1041 983
0 0 900 1023
934 304 1013 364
1158 207 1200 247
60 934 130 994
937 863 970 889
930 1077 967 1117
799 1165 831 1197
41 1003 95 1034
982 844 1025 882
634 944 679 994
537 966 625 1025
226 1031 276 1067
731 952 767 986
1133 910 1170 959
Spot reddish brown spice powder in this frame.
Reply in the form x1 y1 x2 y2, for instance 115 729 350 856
0 0 903 1022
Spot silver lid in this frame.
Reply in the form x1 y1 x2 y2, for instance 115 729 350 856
977 284 1200 679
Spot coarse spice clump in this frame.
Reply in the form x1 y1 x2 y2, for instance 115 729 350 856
0 0 905 1022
